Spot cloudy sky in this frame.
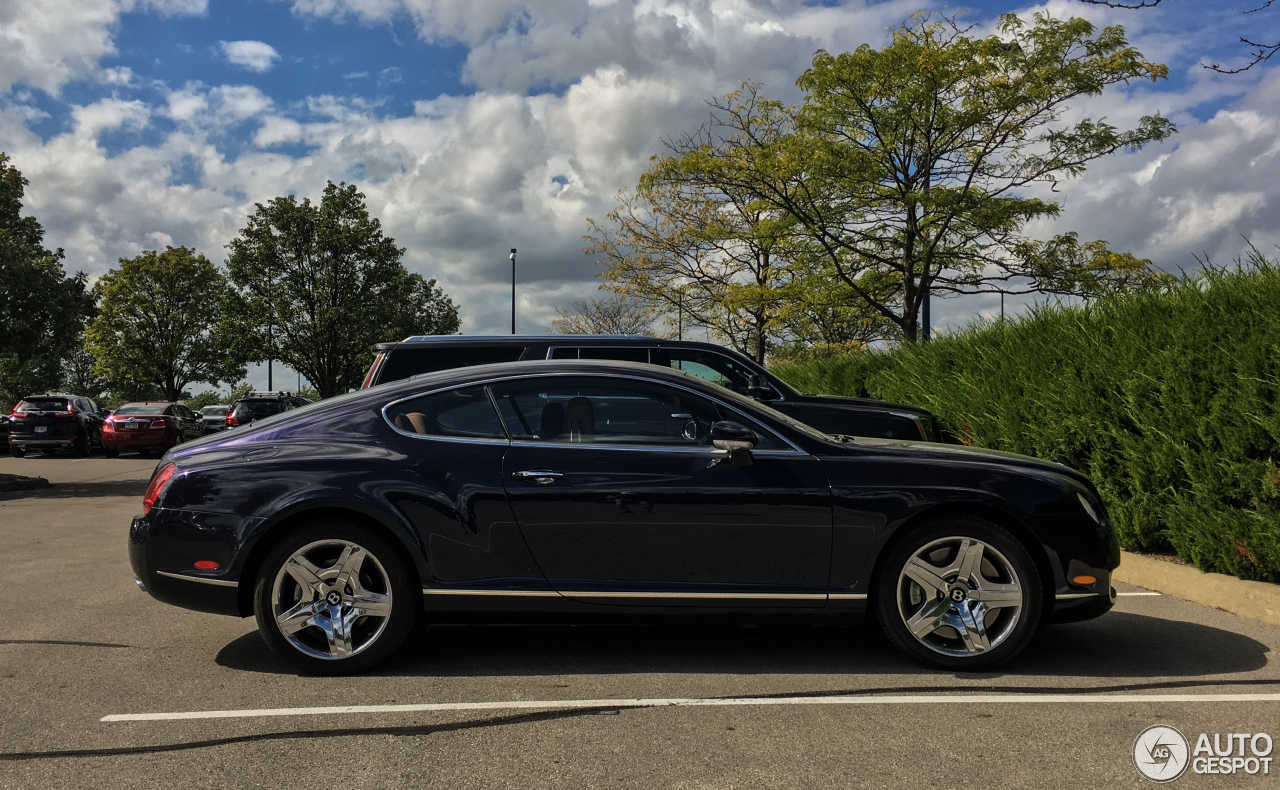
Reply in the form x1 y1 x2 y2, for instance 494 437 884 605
2 0 1277 387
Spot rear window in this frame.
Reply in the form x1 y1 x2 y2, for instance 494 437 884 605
115 404 170 416
376 345 526 385
233 400 286 421
15 398 71 413
201 406 229 416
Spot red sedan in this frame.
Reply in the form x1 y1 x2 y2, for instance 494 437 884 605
102 402 206 458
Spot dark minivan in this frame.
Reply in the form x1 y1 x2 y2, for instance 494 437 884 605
361 335 940 442
8 393 106 457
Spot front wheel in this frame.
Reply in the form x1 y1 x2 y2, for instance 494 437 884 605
253 522 417 675
874 516 1042 671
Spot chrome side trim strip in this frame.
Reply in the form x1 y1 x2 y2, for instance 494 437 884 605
1055 592 1098 600
421 588 827 600
828 593 869 600
423 588 562 597
568 591 826 600
157 571 239 588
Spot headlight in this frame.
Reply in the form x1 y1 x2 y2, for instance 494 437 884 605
1077 492 1103 524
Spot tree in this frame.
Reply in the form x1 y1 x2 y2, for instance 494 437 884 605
224 182 461 398
1075 0 1277 73
0 153 94 404
656 14 1175 342
550 295 662 335
60 337 109 401
85 247 246 401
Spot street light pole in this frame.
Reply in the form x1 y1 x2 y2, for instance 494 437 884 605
510 248 517 335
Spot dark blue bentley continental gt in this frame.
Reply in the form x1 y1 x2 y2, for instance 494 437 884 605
129 360 1119 674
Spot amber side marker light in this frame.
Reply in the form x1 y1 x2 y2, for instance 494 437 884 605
1071 575 1097 586
193 560 220 570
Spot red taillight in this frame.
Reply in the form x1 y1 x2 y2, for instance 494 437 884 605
142 463 176 515
150 419 169 428
361 352 386 389
226 413 239 426
55 409 76 417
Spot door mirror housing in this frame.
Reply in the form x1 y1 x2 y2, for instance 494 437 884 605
747 374 773 401
709 421 757 468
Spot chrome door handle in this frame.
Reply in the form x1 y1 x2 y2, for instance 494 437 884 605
512 469 563 484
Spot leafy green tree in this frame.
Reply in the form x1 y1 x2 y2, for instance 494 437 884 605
183 390 226 411
0 153 94 403
60 336 109 400
85 246 246 401
657 13 1175 342
224 181 461 398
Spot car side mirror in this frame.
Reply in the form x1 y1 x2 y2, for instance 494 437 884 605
709 421 757 468
747 374 773 401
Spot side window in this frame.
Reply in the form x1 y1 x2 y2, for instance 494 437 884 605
385 385 506 440
667 350 761 396
551 347 650 363
487 376 784 449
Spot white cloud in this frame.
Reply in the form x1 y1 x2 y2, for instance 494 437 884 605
5 0 1280 339
219 40 282 73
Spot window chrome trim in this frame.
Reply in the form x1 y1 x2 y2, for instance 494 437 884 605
382 371 805 454
157 571 238 588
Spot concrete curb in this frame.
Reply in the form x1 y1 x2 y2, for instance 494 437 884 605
1115 550 1280 629
0 474 49 493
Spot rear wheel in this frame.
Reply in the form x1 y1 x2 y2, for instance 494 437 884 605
253 521 417 675
874 516 1042 671
11 446 25 458
73 434 90 456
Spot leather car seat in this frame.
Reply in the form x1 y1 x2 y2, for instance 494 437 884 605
564 397 594 442
539 402 565 440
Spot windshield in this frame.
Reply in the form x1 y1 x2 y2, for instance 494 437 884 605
201 406 229 416
115 404 169 416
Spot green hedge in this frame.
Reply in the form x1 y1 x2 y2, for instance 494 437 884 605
772 260 1280 582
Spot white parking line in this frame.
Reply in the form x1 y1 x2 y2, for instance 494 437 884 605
101 692 1280 722
1116 592 1162 596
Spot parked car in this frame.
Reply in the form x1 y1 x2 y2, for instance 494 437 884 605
0 413 9 453
200 404 231 432
130 360 1118 676
8 393 106 457
361 335 940 442
226 391 311 429
102 402 205 458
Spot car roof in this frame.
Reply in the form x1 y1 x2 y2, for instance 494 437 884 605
399 334 660 343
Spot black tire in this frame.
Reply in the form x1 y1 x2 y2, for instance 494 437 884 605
73 434 90 456
874 516 1043 671
137 449 151 458
102 447 119 459
11 446 25 458
253 520 418 675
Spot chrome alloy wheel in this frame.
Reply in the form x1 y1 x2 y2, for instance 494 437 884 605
895 536 1024 657
269 540 394 660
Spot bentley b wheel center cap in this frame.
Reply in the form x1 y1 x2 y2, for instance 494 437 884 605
326 591 343 606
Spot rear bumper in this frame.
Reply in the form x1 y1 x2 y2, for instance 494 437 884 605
104 428 175 448
9 436 78 449
129 508 253 617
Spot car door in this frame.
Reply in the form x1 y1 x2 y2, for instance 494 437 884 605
490 374 832 607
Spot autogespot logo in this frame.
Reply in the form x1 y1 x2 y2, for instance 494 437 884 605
1134 725 1190 782
1134 725 1275 782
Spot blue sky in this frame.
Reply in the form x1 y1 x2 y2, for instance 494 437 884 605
2 0 1278 391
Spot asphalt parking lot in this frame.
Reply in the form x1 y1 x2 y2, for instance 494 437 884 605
2 455 1279 789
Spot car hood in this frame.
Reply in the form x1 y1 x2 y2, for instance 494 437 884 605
840 435 1094 489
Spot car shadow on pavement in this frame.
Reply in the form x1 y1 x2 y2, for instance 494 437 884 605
215 611 1271 680
0 480 148 499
